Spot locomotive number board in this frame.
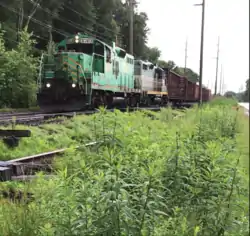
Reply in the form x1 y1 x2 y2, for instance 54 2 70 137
67 38 93 44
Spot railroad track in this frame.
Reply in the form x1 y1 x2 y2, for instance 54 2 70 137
0 106 163 126
0 141 102 181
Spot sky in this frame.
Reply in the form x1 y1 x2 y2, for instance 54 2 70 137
137 0 249 93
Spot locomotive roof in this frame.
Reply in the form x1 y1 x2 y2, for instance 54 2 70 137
135 60 165 71
59 33 134 58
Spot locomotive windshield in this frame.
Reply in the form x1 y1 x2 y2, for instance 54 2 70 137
66 43 93 55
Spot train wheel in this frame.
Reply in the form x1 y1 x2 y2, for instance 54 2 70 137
146 96 153 107
91 93 102 109
105 94 113 109
129 96 138 107
161 96 169 107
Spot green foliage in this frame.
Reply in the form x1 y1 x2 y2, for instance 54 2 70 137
243 79 249 102
158 60 176 69
209 96 238 107
174 67 199 83
0 106 248 235
0 29 39 108
224 91 237 99
143 46 161 63
157 60 199 82
227 79 249 102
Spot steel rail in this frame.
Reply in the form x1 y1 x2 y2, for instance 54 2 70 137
0 141 102 181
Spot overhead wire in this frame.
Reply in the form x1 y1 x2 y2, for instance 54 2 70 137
63 4 122 36
0 1 68 38
2 24 48 41
1 1 121 45
27 0 116 42
0 0 123 48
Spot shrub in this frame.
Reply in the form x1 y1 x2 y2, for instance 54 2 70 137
0 29 38 108
0 106 248 235
209 96 238 107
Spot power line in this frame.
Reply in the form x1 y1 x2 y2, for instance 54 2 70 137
2 24 47 41
27 0 114 42
2 0 113 43
0 1 116 53
1 0 125 47
0 1 68 37
63 4 122 36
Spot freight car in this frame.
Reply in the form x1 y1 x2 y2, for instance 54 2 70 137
37 33 168 112
162 68 211 105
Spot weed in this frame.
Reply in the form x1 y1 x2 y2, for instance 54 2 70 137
0 102 248 235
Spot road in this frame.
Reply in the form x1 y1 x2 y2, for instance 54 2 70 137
238 103 249 116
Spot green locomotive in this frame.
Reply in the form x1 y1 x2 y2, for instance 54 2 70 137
37 33 168 111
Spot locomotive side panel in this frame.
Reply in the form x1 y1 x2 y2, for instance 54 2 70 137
134 60 167 95
92 44 135 93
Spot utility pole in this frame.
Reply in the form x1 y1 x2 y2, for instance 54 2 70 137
214 37 220 95
129 0 134 55
184 38 188 76
219 64 223 95
222 73 225 95
194 0 205 105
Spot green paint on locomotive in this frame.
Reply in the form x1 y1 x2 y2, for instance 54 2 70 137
40 33 135 97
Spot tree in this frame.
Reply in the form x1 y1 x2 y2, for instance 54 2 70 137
174 67 199 83
0 29 38 108
0 0 200 109
157 60 176 70
224 91 237 98
243 79 249 101
144 46 161 63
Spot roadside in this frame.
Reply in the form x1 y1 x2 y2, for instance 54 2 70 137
238 102 249 116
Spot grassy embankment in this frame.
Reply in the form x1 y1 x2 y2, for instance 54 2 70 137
0 98 249 235
0 106 40 113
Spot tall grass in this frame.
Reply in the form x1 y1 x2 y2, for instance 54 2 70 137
0 103 248 235
209 96 238 107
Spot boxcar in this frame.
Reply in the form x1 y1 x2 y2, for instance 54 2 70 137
186 81 198 101
202 87 211 102
166 70 187 101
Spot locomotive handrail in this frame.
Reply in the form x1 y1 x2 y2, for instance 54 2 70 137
77 64 88 95
37 53 44 90
92 53 104 58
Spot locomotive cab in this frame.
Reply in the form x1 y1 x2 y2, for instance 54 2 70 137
37 34 105 111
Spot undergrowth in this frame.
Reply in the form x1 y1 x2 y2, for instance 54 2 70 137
0 105 249 235
209 96 238 107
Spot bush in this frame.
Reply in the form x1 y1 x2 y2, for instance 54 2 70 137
0 106 248 235
0 29 38 108
209 96 238 107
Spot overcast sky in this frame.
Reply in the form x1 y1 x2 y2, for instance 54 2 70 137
137 0 249 93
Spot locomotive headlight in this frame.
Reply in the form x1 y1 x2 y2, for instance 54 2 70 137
72 83 76 88
46 83 51 88
75 35 79 43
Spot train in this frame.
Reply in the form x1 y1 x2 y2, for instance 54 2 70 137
37 33 211 112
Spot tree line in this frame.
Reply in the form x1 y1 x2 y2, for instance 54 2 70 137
0 0 198 108
224 79 249 102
